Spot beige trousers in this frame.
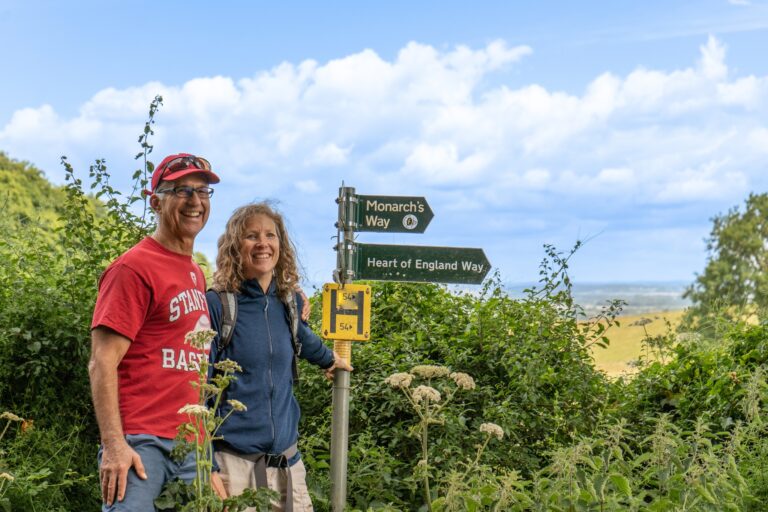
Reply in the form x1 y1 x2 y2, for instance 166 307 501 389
215 450 314 512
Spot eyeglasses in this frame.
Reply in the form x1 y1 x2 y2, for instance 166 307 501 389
156 155 212 185
155 186 215 199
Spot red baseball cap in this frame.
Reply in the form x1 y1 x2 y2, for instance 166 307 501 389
149 153 221 193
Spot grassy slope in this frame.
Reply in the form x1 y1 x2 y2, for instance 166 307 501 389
591 310 686 376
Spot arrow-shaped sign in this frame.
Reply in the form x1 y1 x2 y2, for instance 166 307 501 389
354 243 490 284
354 195 434 233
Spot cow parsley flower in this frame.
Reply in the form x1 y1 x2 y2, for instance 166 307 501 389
479 422 504 440
185 329 217 350
227 399 247 412
411 365 450 379
450 372 476 390
385 372 414 389
412 385 441 403
214 359 243 373
0 412 22 422
178 404 210 417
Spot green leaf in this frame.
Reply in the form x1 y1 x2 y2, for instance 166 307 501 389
609 473 631 498
695 483 717 504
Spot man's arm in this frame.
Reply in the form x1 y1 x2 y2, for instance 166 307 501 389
89 326 147 506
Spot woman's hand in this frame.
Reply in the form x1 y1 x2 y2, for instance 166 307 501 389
324 351 354 380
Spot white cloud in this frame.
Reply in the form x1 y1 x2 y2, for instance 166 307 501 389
2 37 763 197
654 160 747 202
596 167 635 187
747 127 768 152
402 142 492 185
718 76 765 107
295 180 320 193
698 35 728 81
523 168 551 188
306 143 351 166
1 105 60 139
1 36 767 281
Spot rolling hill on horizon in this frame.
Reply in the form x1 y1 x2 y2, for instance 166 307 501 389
504 281 690 317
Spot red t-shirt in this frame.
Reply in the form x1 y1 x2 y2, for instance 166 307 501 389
91 237 211 439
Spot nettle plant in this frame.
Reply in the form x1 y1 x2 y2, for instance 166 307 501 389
154 329 276 512
0 411 24 511
384 365 505 511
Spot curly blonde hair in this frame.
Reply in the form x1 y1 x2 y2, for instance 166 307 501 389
211 202 301 300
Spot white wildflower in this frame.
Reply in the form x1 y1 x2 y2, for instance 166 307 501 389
412 385 441 403
227 399 247 412
0 472 13 481
184 329 216 350
178 404 210 417
0 412 22 422
411 365 450 379
214 359 243 373
0 412 23 422
479 422 504 440
450 372 476 390
198 383 221 395
384 372 413 389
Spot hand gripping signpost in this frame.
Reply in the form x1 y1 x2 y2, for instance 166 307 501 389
323 185 491 511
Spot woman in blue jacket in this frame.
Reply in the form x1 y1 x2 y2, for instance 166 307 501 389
206 202 351 511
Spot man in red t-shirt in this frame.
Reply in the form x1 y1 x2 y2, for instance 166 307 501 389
89 153 224 510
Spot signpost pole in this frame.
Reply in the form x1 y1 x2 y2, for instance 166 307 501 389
330 185 356 512
326 184 490 510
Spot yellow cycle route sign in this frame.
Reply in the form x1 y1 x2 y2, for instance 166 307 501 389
321 283 371 341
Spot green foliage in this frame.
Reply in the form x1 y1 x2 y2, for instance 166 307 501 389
0 97 162 421
0 96 163 509
299 244 628 510
522 413 753 511
614 322 768 430
684 192 768 328
0 412 97 511
0 152 69 227
382 365 490 510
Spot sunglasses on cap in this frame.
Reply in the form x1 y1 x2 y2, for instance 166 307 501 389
155 155 212 185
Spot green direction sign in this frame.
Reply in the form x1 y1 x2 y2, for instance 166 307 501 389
354 243 490 284
355 195 434 233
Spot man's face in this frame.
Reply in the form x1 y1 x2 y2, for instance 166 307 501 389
153 174 211 242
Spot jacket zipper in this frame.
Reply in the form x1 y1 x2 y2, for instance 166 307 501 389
264 298 276 448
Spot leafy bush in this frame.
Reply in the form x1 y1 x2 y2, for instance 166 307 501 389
0 411 97 511
298 245 627 510
0 97 162 509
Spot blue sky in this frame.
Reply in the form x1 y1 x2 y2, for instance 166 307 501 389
2 0 768 286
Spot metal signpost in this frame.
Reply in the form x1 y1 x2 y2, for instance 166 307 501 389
327 185 491 511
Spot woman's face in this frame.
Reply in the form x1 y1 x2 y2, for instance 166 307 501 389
239 213 281 286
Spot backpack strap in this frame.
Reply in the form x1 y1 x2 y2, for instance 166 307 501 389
214 287 301 383
284 292 302 384
215 290 238 352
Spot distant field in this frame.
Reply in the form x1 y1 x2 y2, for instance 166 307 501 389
590 310 686 377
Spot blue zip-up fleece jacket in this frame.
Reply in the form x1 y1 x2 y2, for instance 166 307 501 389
207 279 334 464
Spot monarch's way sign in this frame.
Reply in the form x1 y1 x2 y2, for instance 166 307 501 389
354 194 434 233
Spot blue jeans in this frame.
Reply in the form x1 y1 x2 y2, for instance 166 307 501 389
98 434 197 511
